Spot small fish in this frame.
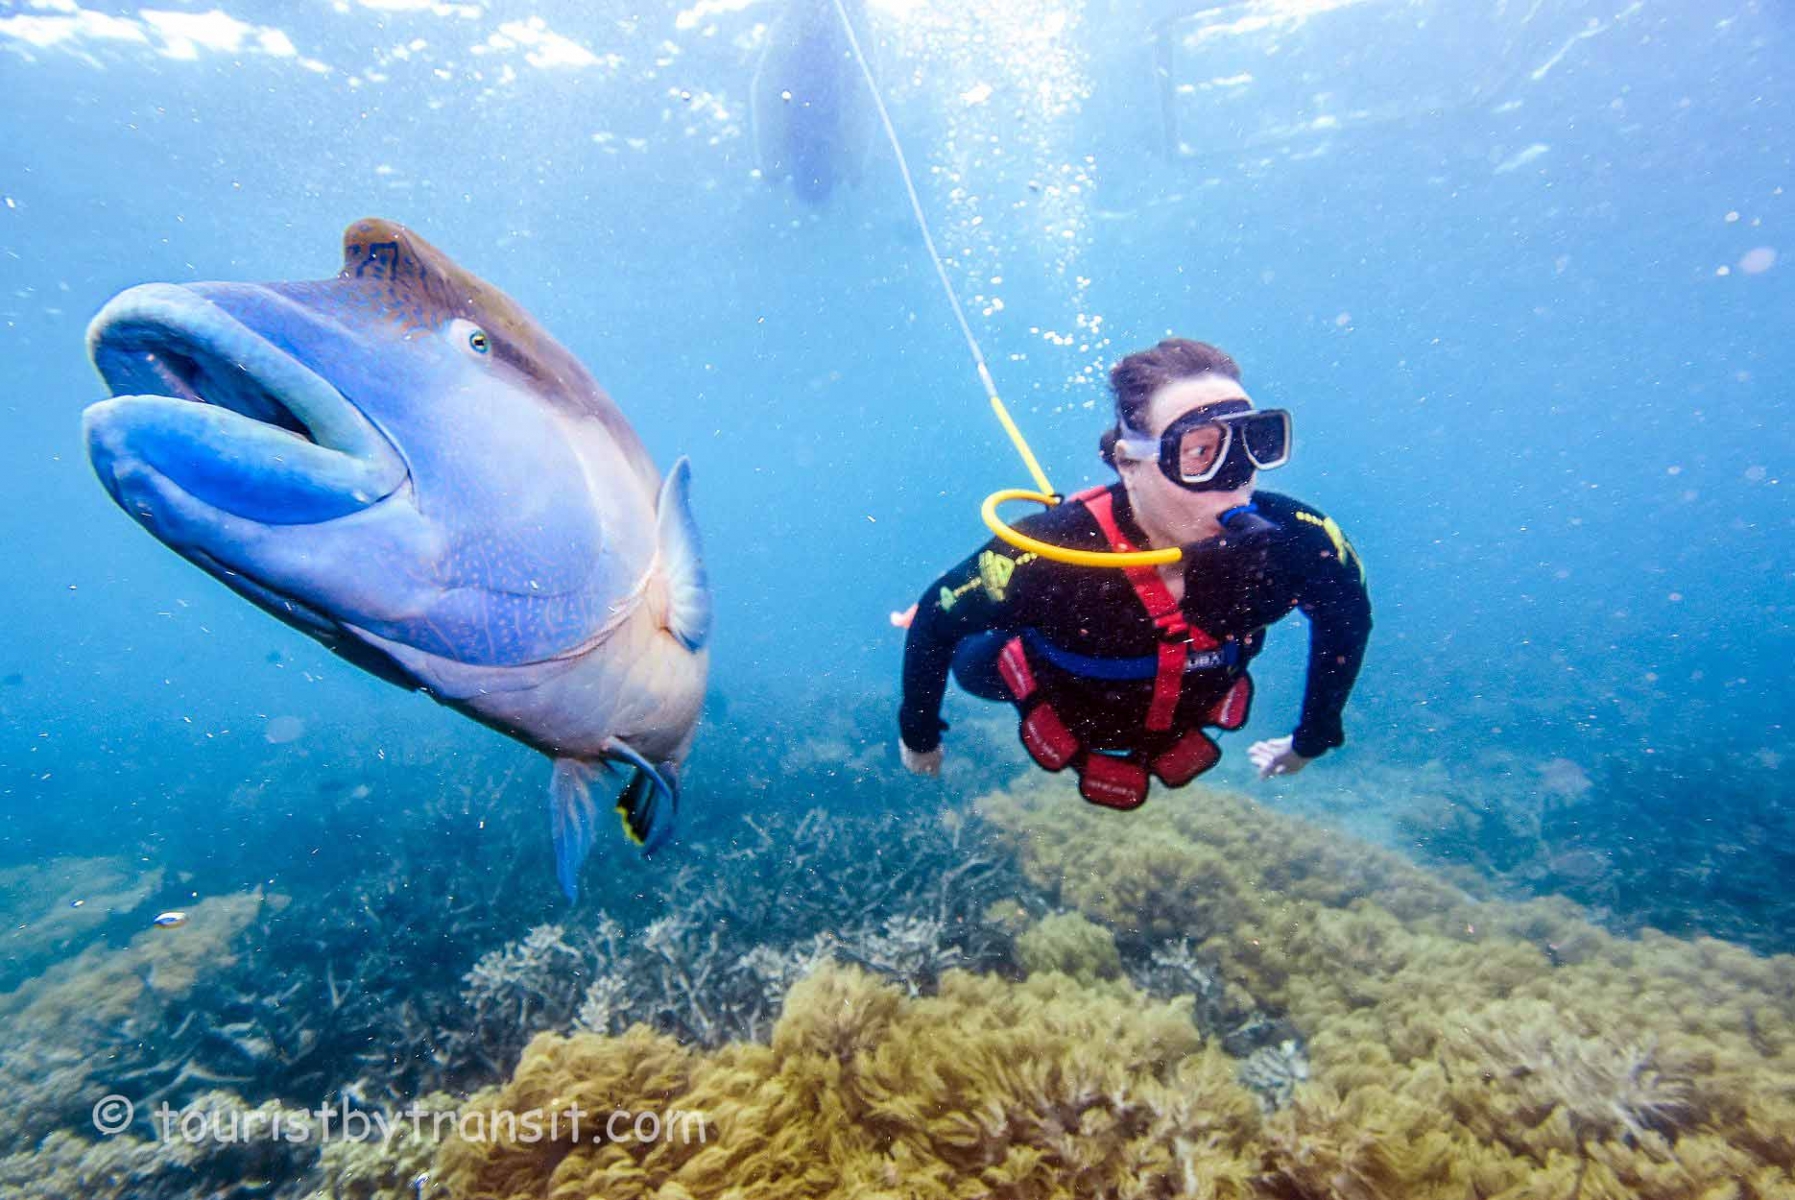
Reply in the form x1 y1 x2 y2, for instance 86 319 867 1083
153 911 188 928
69 898 85 909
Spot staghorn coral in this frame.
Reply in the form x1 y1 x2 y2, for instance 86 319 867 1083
441 804 1034 1072
1129 939 1290 1057
1236 1040 1309 1114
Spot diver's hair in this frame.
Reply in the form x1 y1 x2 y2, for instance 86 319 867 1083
1099 338 1243 469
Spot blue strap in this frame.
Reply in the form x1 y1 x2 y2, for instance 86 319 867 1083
1218 501 1260 526
1020 628 1236 680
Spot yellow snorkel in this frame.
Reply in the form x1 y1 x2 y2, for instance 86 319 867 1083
981 394 1180 569
829 0 1181 571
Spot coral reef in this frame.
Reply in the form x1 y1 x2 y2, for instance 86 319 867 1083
1128 939 1291 1057
309 772 1795 1199
11 675 1795 1200
447 804 1027 1080
0 890 274 1153
1236 1040 1309 1114
1387 744 1795 954
0 854 165 988
0 1091 322 1200
1016 911 1122 985
305 1093 457 1200
981 776 1795 1197
427 964 1265 1200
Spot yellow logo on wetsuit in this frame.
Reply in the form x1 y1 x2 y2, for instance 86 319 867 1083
979 550 1016 601
937 550 1036 612
1294 510 1365 582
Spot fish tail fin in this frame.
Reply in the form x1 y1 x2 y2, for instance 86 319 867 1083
549 758 604 902
655 457 711 651
608 739 680 855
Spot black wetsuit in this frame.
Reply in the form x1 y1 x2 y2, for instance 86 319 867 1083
899 486 1372 762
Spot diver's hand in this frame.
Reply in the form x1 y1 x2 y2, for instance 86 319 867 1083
901 743 944 777
1249 736 1311 780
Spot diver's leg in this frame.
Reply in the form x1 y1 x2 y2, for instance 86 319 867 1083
950 632 1012 702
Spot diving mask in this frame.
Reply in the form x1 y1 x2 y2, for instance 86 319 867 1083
1114 400 1292 492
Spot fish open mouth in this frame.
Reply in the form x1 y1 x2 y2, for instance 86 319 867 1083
119 341 319 444
83 283 405 526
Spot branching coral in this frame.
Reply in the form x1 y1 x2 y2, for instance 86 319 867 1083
443 805 1031 1073
1446 1000 1696 1155
1236 1041 1309 1114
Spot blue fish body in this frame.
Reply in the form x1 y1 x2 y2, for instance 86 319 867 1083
83 220 711 898
752 0 875 204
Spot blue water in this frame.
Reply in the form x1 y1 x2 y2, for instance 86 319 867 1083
0 0 1791 1188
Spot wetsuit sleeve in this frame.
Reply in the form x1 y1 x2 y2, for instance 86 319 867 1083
1284 511 1373 759
898 538 1033 753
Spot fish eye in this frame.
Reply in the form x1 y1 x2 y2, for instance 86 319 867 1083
449 318 492 357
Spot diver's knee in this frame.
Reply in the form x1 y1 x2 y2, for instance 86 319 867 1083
950 633 1010 702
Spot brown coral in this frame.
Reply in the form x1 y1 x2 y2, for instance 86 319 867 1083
344 773 1795 1200
980 777 1795 1198
1017 912 1124 985
430 964 1264 1200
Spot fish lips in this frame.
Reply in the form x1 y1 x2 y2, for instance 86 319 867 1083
83 283 405 527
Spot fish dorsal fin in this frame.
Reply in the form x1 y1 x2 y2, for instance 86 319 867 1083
335 218 658 490
655 457 711 651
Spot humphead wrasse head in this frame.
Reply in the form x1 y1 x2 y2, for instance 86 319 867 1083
84 219 711 898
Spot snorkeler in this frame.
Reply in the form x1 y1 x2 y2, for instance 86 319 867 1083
896 338 1372 809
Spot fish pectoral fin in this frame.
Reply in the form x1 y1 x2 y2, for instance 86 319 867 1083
549 758 607 902
654 457 711 651
607 739 679 855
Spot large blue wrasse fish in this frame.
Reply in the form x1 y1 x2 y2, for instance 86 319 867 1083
82 219 711 899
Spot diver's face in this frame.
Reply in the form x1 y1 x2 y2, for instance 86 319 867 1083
1118 374 1258 534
